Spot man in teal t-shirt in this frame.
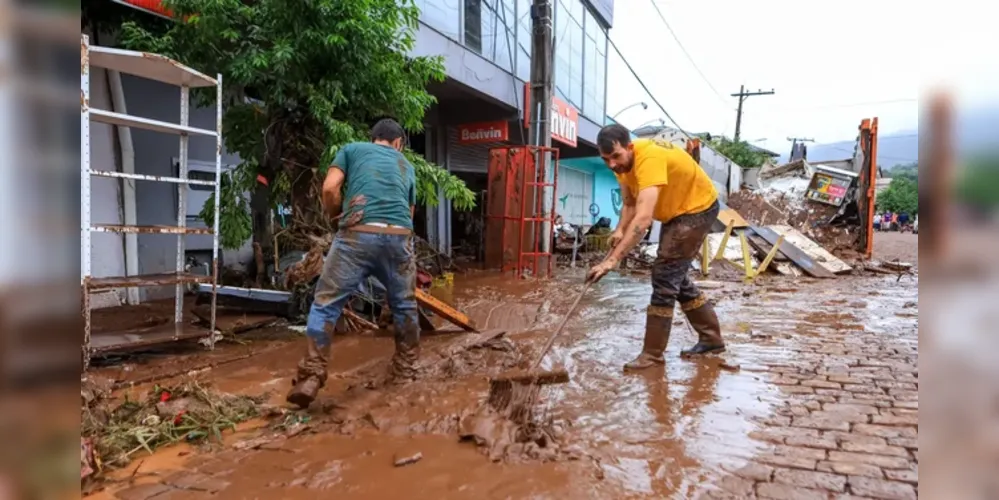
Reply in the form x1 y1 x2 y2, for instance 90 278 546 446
287 118 421 408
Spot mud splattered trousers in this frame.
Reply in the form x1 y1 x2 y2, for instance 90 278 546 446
650 200 724 352
290 227 420 404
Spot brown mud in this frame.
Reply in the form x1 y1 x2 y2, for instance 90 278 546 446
85 257 918 499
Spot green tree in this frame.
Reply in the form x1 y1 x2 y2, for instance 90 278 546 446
708 137 770 169
956 155 999 212
106 0 475 249
885 162 918 182
876 177 919 216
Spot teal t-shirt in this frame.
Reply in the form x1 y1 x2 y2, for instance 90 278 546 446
332 142 416 230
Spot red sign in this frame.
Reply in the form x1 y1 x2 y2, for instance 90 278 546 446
457 120 509 144
550 97 579 147
522 83 580 148
113 0 175 19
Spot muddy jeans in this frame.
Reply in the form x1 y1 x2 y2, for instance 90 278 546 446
650 201 720 312
306 229 419 351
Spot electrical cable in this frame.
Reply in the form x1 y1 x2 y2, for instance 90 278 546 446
646 0 731 110
606 34 693 140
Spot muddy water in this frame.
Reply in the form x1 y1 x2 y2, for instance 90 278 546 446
89 270 918 499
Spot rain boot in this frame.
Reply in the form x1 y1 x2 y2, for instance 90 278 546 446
680 296 725 357
623 306 673 371
388 321 420 384
286 336 331 409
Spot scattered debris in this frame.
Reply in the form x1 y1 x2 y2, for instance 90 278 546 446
81 380 265 478
393 451 423 467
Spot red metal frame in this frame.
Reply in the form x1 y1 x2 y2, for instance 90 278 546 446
485 145 560 279
517 146 560 279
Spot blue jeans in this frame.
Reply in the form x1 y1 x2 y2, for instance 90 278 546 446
306 229 418 350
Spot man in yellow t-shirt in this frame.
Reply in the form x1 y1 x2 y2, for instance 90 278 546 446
586 124 725 369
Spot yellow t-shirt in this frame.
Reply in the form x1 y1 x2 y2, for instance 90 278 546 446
614 138 718 223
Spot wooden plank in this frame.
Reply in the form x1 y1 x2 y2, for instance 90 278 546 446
696 232 760 273
747 226 836 278
717 208 749 229
744 235 796 276
767 225 853 274
747 234 789 261
415 288 478 332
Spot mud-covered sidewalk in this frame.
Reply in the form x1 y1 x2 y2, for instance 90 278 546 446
87 265 918 500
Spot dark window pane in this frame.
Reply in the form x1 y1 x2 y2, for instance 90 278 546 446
465 0 483 53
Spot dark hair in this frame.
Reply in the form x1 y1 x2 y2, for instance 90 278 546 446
370 118 407 144
597 124 631 154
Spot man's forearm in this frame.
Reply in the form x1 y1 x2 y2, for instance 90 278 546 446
609 216 653 262
615 204 636 232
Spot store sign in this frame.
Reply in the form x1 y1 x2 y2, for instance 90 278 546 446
457 120 509 144
522 83 580 148
550 97 579 148
112 0 175 19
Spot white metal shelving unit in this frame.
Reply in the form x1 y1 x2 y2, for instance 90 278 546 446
81 34 222 369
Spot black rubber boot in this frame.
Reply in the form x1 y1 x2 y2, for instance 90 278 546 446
680 297 725 358
624 307 673 371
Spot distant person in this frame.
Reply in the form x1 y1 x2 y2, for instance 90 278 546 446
873 213 882 232
898 212 910 230
891 212 899 231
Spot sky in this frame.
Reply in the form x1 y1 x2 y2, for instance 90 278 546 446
604 0 999 157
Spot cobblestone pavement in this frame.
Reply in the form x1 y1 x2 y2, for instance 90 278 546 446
703 276 919 500
94 271 918 500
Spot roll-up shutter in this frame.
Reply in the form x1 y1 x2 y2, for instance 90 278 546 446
446 127 506 173
555 166 594 226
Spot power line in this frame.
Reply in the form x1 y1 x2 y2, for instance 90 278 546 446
829 146 915 163
646 0 731 109
606 34 692 139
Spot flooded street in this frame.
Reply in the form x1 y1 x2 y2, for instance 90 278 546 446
88 260 918 499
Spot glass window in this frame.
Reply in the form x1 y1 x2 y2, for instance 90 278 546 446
585 7 598 40
462 0 514 72
516 0 531 80
578 8 607 120
464 0 484 54
568 15 583 107
418 0 461 42
594 29 606 119
517 46 531 81
570 0 584 24
583 30 597 116
498 0 516 72
554 0 571 97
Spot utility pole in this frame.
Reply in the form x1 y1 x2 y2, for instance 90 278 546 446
787 136 814 161
529 0 554 254
731 85 775 142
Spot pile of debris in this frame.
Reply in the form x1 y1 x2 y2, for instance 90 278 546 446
689 157 880 281
730 159 863 259
81 376 265 484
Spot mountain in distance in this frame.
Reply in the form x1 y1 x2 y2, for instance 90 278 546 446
776 106 999 169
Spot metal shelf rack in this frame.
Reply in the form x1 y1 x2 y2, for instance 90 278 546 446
81 34 223 369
